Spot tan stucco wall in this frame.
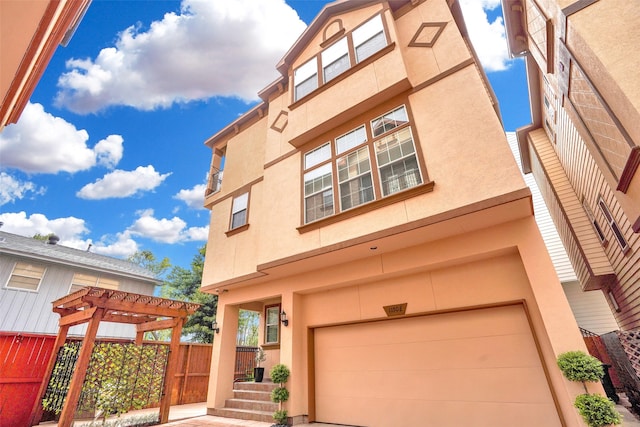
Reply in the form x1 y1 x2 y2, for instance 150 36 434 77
207 216 593 426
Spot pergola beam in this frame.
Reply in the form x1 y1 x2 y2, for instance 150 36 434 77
58 306 97 327
137 318 179 333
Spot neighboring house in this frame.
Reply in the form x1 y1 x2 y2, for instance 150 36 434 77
507 132 619 335
0 0 91 130
0 230 159 339
201 1 591 426
503 0 640 330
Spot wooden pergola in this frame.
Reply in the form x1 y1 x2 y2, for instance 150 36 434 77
30 287 200 427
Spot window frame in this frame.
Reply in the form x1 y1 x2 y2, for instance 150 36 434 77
301 103 427 225
229 192 250 231
597 196 629 253
69 273 119 294
5 261 46 292
264 304 281 346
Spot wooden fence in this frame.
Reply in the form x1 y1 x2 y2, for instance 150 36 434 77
0 333 56 427
0 333 261 426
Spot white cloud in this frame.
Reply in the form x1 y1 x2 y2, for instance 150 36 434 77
0 173 45 206
0 211 88 242
76 165 171 199
127 209 209 243
0 102 124 173
174 183 206 210
55 0 306 113
94 135 124 169
0 211 139 257
90 231 140 258
459 0 511 72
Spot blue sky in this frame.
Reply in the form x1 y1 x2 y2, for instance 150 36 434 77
0 0 530 272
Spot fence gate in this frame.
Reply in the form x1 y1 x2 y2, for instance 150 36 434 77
0 333 56 427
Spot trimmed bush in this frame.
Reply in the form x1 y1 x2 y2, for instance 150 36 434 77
557 351 604 383
273 409 288 424
574 394 622 427
270 364 290 384
271 386 290 403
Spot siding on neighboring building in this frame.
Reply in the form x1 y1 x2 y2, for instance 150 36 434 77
503 0 640 330
0 232 158 338
508 132 619 334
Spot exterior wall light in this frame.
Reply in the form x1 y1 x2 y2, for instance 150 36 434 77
280 311 289 327
212 320 220 334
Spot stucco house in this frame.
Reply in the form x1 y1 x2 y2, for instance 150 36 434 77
503 0 640 331
0 230 159 339
201 1 593 426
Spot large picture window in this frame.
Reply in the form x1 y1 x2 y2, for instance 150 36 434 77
302 105 423 224
293 14 388 101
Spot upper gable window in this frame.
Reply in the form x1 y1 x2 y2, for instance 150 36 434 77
293 13 388 102
294 57 318 101
322 37 350 83
353 14 385 63
5 262 46 292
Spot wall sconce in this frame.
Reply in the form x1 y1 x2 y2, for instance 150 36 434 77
280 311 289 327
212 320 220 334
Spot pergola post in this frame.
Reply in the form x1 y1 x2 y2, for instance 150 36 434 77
159 318 184 424
29 324 70 426
57 308 104 427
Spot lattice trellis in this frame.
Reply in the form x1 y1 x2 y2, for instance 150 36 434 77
42 341 169 416
617 330 640 379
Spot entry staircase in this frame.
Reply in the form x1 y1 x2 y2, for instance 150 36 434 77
209 380 278 422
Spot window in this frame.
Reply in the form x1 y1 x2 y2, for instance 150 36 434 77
264 305 281 344
292 14 388 101
304 163 334 223
353 14 386 63
294 57 318 101
302 105 423 224
230 192 249 230
322 37 350 83
582 199 607 245
338 146 374 210
376 128 421 196
5 262 45 291
598 197 629 253
69 273 119 294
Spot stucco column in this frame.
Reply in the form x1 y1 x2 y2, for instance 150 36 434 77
279 291 307 422
207 300 239 410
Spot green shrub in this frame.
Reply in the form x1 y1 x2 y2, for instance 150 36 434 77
574 394 622 427
271 386 290 403
557 351 604 383
273 409 288 424
270 364 290 384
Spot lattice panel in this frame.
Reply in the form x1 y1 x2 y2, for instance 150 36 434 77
617 330 640 379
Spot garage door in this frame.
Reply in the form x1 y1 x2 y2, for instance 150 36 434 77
314 304 561 427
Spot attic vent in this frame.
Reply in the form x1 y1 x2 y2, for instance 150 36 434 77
48 235 60 245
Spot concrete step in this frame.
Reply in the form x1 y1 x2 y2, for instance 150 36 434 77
208 407 275 423
234 389 273 402
225 398 278 412
234 381 277 392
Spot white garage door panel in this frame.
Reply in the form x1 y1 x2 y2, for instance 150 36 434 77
314 305 561 427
